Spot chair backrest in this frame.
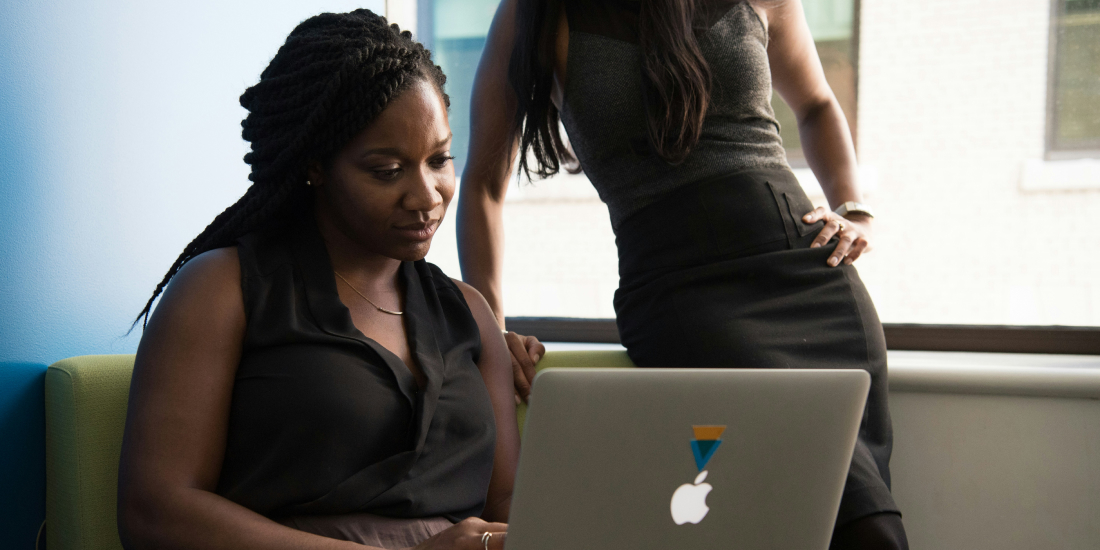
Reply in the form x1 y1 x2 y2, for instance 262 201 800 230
42 350 636 549
514 350 636 436
45 355 133 550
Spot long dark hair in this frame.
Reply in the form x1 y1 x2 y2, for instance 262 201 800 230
134 9 448 327
509 0 712 179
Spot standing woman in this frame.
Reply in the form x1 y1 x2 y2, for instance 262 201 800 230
457 0 907 548
118 10 516 550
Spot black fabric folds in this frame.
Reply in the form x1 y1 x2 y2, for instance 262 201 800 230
216 213 495 522
614 169 899 526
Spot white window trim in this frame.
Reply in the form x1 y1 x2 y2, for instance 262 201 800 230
1019 158 1100 192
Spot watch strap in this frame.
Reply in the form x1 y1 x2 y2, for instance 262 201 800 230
835 201 875 219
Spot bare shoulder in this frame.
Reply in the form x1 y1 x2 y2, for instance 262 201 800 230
452 278 495 323
151 248 243 321
137 247 246 369
168 247 241 293
451 278 508 349
756 0 809 38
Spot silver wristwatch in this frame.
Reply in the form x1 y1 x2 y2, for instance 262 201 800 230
834 201 875 219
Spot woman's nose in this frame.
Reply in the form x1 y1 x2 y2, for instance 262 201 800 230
402 167 446 212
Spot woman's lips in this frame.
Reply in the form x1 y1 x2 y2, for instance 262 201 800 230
393 220 439 241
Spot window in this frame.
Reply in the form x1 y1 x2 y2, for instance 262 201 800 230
420 0 500 176
422 0 1100 327
1047 0 1100 157
425 0 861 172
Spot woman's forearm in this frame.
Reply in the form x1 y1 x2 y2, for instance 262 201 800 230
457 186 507 328
794 95 875 265
457 0 519 329
795 97 864 209
481 495 512 524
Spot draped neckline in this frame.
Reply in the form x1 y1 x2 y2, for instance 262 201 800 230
287 211 445 452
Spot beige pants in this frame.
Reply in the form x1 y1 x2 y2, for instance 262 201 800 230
280 512 453 548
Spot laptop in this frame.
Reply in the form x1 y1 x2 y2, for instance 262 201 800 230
504 368 870 550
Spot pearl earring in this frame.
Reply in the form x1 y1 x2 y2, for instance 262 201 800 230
306 180 312 187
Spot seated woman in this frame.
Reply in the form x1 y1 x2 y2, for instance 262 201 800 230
117 10 517 550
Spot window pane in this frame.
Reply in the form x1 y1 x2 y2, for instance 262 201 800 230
1051 0 1100 151
429 0 499 175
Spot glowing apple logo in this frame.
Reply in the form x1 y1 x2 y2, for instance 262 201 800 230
670 425 726 525
671 470 713 524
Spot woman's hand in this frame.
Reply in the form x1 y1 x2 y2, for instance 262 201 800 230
503 331 545 403
803 207 873 266
410 518 507 550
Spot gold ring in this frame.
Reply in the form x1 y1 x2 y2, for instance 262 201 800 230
836 220 845 232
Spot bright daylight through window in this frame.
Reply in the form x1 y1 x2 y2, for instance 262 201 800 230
423 0 1100 327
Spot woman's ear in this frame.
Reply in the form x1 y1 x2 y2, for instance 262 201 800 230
306 162 324 188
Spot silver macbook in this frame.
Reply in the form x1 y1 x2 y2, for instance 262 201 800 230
504 368 870 550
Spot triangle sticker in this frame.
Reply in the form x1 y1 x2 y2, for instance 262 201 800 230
692 425 726 440
691 439 722 471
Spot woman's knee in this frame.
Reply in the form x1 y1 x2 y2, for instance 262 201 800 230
829 512 908 550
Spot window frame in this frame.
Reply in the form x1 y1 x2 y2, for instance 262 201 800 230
506 317 1100 354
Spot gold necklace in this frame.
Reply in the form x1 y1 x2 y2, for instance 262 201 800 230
333 271 404 316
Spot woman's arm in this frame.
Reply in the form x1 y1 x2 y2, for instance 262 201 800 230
454 280 521 523
456 0 520 329
761 0 873 266
117 248 363 550
457 0 546 398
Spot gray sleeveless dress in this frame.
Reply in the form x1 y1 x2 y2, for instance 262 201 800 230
559 0 900 527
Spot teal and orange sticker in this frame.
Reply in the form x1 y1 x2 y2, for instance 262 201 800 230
690 425 725 471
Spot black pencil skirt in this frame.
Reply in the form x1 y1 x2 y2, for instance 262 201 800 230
612 168 900 527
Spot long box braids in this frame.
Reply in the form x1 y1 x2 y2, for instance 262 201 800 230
134 9 448 328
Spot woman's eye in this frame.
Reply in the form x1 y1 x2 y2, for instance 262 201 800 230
430 155 455 169
372 167 401 180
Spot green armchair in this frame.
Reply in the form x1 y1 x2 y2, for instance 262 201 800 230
43 350 636 550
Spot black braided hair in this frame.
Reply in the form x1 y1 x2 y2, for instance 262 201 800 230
133 9 449 328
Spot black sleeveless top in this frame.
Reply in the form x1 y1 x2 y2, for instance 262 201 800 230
560 0 790 230
215 213 495 521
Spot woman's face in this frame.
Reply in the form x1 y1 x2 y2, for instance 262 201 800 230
312 78 454 262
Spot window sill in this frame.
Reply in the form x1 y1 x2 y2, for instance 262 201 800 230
509 318 1100 354
887 350 1100 399
540 344 1100 400
1019 157 1100 192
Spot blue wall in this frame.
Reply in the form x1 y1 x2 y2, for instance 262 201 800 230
0 363 46 549
0 1 384 547
1 0 382 366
